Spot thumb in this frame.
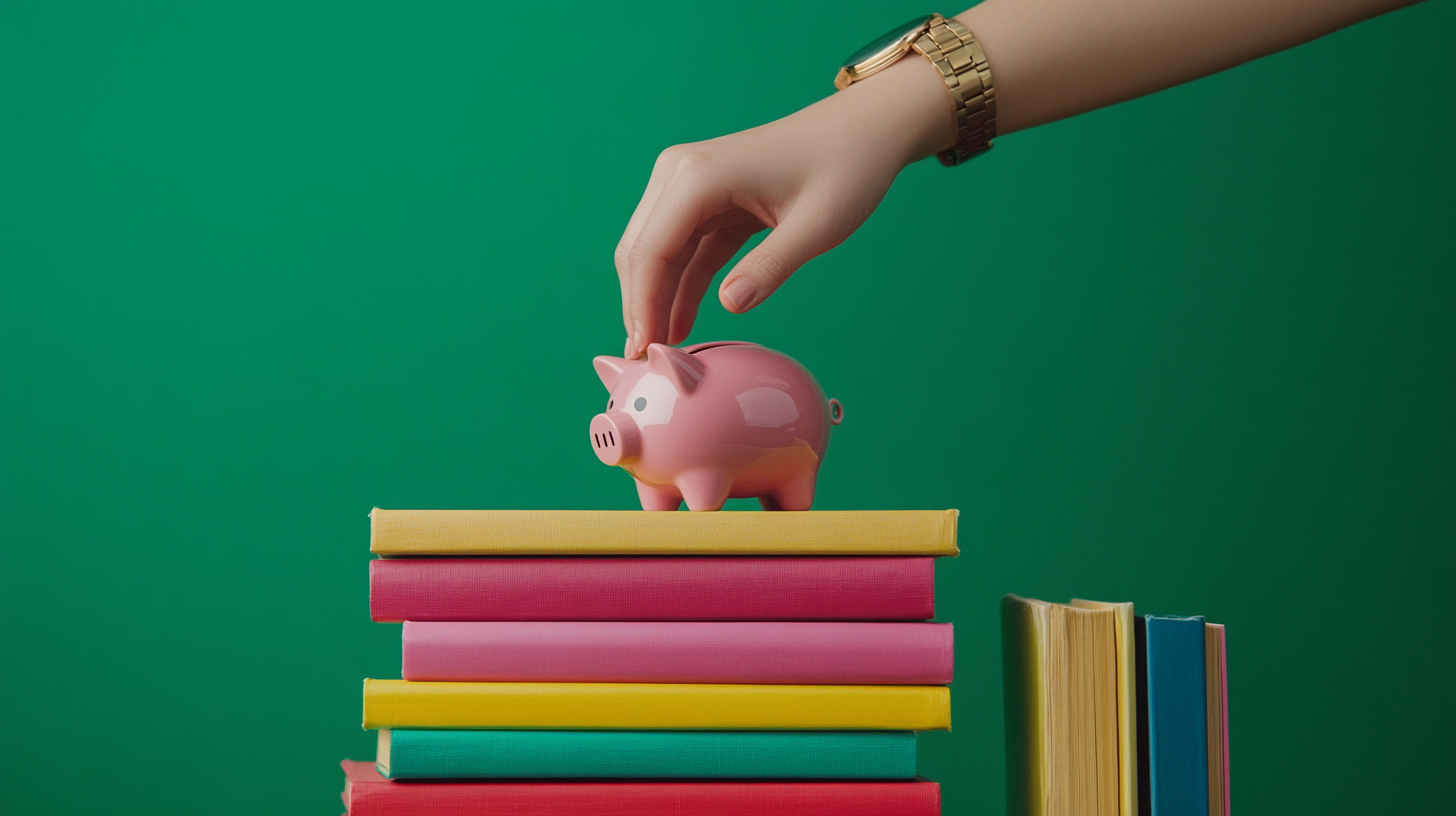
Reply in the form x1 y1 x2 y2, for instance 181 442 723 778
717 213 841 314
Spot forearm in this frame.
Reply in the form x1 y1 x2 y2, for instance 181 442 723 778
957 0 1422 135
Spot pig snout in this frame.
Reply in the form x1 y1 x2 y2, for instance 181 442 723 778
588 410 641 466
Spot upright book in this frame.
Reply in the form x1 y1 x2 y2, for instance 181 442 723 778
1071 598 1139 816
342 760 942 816
401 620 954 684
1001 595 1122 816
371 557 935 622
370 508 959 555
1138 615 1209 816
1204 622 1230 816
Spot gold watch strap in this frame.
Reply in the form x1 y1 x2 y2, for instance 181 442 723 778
912 15 996 165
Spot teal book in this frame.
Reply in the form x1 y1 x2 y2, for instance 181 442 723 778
1139 615 1210 816
377 729 918 779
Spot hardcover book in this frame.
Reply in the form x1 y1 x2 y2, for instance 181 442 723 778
370 508 959 556
402 620 954 684
376 729 918 779
1139 615 1209 816
370 557 935 622
1205 622 1230 816
1071 598 1140 816
342 760 942 816
363 679 951 731
1002 594 1121 816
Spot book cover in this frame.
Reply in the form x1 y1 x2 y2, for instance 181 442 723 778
370 508 959 556
342 760 942 816
370 557 935 622
1001 594 1119 816
362 679 951 731
402 621 954 684
377 729 918 779
1143 615 1209 816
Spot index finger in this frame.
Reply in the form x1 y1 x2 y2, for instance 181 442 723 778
622 169 726 358
615 147 696 350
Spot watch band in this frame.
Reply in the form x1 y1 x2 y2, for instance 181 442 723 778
911 15 996 165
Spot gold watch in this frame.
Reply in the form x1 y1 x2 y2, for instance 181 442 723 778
834 14 996 165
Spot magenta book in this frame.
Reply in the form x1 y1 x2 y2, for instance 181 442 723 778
370 557 935 622
341 760 941 816
402 620 954 683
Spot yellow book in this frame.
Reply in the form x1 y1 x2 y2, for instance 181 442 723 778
362 679 951 731
1002 595 1121 816
370 508 959 556
1071 599 1138 816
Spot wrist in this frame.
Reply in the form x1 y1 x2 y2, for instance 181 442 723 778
831 55 958 167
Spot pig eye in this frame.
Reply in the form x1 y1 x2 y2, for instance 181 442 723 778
634 397 647 411
607 399 614 409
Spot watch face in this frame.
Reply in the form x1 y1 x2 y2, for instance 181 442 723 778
840 14 934 69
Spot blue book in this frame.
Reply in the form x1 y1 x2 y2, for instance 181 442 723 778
376 729 918 779
1139 615 1210 816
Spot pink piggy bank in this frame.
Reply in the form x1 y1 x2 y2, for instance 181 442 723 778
589 341 843 511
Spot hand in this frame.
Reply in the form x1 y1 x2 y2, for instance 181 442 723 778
614 57 954 358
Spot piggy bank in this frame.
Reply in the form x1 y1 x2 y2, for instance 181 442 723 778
589 341 843 511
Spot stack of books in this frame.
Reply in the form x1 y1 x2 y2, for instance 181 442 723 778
341 509 961 816
1002 596 1231 816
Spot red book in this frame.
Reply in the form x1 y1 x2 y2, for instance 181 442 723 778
370 557 935 622
341 760 941 816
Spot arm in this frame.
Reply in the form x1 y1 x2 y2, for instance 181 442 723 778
968 0 1417 134
615 0 1422 359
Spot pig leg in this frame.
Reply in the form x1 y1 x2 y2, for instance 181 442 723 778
676 470 733 512
762 471 816 511
635 479 682 512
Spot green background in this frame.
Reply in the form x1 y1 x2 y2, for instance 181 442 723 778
1 2 1452 813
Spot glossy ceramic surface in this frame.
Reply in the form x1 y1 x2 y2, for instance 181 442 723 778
590 342 842 511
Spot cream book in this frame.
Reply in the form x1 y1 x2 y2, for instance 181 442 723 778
1003 595 1134 816
1071 598 1138 816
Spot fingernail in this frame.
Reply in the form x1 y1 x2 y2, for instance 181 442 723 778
630 320 645 358
624 336 634 358
723 278 758 311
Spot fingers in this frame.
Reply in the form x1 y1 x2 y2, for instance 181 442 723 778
614 151 682 349
621 157 728 358
717 204 846 314
667 222 761 345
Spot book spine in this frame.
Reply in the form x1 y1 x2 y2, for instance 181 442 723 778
402 621 954 684
370 557 936 622
362 679 951 731
1000 595 1043 816
1145 615 1210 816
382 729 918 779
369 508 959 556
344 763 941 816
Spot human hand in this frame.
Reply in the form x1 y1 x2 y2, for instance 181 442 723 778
614 57 954 358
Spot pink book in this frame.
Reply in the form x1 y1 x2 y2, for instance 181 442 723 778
370 557 935 622
1220 625 1232 816
341 760 941 816
402 621 954 684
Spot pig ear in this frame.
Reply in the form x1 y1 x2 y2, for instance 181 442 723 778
593 356 631 391
646 343 706 392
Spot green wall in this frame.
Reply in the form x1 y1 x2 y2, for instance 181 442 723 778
2 2 1452 813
